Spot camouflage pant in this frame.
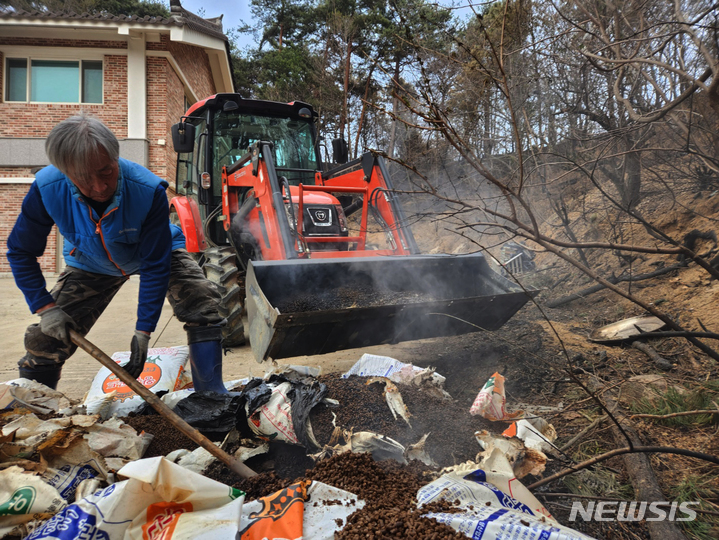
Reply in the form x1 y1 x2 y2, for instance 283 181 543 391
19 250 223 370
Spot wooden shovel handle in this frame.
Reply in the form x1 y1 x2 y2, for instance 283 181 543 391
70 329 257 478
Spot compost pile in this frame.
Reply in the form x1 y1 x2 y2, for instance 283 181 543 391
311 374 497 462
123 373 503 539
127 374 497 472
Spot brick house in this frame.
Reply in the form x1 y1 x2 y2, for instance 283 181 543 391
0 1 234 274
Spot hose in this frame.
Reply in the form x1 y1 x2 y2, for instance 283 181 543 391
203 205 223 248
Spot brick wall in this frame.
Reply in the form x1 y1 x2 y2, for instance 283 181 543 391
0 183 58 274
147 35 217 194
167 39 216 101
147 56 168 180
165 60 185 194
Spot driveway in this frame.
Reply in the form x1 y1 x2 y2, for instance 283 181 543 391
0 274 396 402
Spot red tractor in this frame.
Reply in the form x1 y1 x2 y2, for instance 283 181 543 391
170 94 530 362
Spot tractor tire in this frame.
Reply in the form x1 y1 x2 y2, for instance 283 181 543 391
203 246 246 347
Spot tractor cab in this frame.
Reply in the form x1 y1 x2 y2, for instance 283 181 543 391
172 94 327 250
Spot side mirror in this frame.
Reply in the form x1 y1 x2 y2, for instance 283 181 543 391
332 138 348 164
171 122 196 153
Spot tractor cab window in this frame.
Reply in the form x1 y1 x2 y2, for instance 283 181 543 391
212 110 318 189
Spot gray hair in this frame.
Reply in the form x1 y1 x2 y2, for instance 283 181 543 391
45 114 120 187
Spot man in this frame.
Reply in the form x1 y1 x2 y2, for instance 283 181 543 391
7 114 228 393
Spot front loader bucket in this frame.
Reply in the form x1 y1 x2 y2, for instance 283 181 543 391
245 253 533 362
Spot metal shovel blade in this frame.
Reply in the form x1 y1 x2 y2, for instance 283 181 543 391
246 253 533 362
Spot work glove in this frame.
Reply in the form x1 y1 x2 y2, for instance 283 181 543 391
127 330 151 379
39 306 76 344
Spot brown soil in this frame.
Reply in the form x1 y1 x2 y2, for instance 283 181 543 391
125 413 199 456
232 453 468 539
309 373 501 467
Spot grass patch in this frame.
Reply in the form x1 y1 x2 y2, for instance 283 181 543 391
630 382 719 427
669 474 719 540
563 440 634 499
563 467 634 499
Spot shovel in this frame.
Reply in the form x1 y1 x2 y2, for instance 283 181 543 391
69 329 257 479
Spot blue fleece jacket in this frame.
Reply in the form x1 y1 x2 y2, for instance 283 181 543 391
7 158 185 333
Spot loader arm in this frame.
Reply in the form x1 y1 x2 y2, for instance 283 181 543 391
321 153 419 256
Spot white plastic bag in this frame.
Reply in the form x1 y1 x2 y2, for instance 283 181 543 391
24 456 245 540
0 466 66 539
418 467 595 539
239 480 363 540
469 372 523 421
343 353 444 385
84 346 189 417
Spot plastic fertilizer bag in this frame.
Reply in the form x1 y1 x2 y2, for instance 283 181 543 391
24 456 245 540
0 466 66 539
418 468 595 540
469 372 523 421
239 480 363 540
241 374 327 450
84 346 189 417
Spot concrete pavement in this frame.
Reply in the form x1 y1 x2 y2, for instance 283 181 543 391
0 274 399 402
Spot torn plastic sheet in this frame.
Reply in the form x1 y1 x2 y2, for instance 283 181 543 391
240 374 327 450
0 465 67 539
24 456 245 540
234 442 269 463
239 480 363 540
1 379 68 414
405 433 437 467
469 372 523 421
502 417 557 453
165 446 217 475
366 377 412 427
174 391 244 438
312 429 436 465
85 417 154 461
417 467 595 540
476 430 549 479
269 364 322 378
343 354 451 399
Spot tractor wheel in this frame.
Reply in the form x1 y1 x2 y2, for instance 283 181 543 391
203 246 246 347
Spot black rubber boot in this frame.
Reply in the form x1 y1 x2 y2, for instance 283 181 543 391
19 365 62 390
186 325 228 394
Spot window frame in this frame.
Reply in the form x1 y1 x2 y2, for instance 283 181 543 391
4 56 104 104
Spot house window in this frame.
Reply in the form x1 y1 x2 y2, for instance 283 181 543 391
4 58 103 103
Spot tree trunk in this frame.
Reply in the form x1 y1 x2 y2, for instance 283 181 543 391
621 141 642 211
387 57 401 158
341 40 352 144
483 93 492 157
354 65 376 158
